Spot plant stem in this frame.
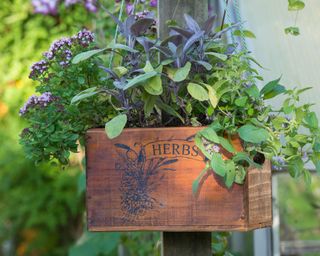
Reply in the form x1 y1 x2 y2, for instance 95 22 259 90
109 0 125 68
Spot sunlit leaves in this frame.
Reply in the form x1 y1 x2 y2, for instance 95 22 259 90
105 114 127 139
187 83 209 101
238 124 269 144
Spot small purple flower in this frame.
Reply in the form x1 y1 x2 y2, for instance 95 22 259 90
212 145 220 153
150 0 157 7
19 92 57 116
272 156 286 171
84 0 97 12
32 0 59 15
126 3 134 15
65 0 81 6
75 29 95 47
29 60 48 80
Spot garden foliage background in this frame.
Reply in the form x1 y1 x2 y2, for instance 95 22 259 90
0 1 159 255
0 0 320 255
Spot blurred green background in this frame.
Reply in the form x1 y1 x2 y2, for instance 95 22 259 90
0 1 319 255
0 1 160 255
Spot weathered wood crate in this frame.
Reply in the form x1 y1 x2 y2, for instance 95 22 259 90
86 127 272 232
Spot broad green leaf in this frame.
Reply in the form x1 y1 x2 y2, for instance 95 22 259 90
234 165 246 184
156 99 185 124
113 66 128 77
199 127 220 144
245 85 260 99
288 158 304 178
187 83 209 101
304 112 319 129
205 85 219 108
71 87 98 104
233 29 256 38
205 52 228 61
123 71 157 90
172 62 191 82
210 152 226 177
225 161 236 188
288 1 305 11
238 124 269 144
218 136 236 153
72 48 106 64
144 63 163 95
107 42 139 53
311 154 320 174
105 114 127 139
235 96 248 107
142 94 157 117
303 170 312 186
212 80 227 91
197 61 212 71
260 77 286 99
232 152 262 169
192 164 210 196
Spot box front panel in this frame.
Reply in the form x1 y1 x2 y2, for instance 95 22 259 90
86 128 246 231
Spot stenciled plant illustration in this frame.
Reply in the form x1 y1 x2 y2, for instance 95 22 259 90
114 143 178 221
20 4 320 192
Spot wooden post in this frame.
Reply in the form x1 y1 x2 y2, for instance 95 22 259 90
158 1 211 255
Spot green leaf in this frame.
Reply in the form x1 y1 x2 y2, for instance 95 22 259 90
192 164 210 196
205 85 219 108
260 77 286 99
205 52 228 61
107 42 139 53
238 124 269 144
105 114 127 139
172 62 191 82
143 94 157 117
72 48 106 64
285 26 300 36
210 153 226 177
311 154 320 174
225 161 236 188
288 1 305 11
304 112 319 129
123 71 157 90
195 134 212 160
234 165 246 184
235 96 248 107
288 158 304 178
71 87 98 104
144 63 163 95
233 29 256 38
187 83 209 101
218 136 236 153
245 85 260 99
156 99 185 124
232 152 262 169
199 127 220 144
113 66 128 77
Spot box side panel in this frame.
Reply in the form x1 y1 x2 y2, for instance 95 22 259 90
246 161 273 229
86 128 247 231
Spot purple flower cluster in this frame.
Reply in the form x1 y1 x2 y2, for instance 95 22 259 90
115 0 157 15
32 0 59 15
272 156 286 171
75 29 95 47
29 29 94 79
19 92 57 116
31 0 97 15
29 60 48 79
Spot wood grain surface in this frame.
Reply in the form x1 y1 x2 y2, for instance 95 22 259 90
86 127 272 231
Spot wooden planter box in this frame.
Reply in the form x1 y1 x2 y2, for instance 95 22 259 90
86 127 272 232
